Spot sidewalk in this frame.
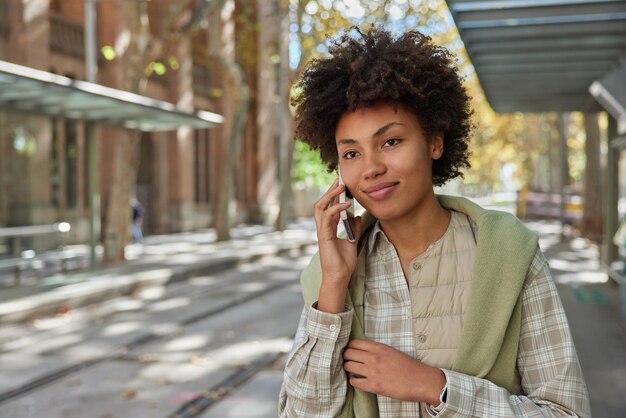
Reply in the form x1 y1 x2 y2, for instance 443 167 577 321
0 220 318 324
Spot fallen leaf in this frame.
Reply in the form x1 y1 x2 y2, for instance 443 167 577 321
58 305 71 315
64 378 81 386
122 390 137 400
190 355 211 365
138 353 159 363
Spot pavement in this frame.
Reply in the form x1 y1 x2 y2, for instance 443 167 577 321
0 217 625 416
0 220 318 324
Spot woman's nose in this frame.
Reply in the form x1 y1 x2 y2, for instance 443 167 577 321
363 154 386 179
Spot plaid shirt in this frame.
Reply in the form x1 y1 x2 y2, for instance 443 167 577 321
279 212 590 417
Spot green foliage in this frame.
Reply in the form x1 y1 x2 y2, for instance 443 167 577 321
292 140 335 188
100 45 116 61
12 127 37 156
167 56 180 70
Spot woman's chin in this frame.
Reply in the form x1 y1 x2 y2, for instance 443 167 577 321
365 207 400 223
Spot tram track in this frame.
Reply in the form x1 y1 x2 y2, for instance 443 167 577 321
166 352 285 418
0 271 298 406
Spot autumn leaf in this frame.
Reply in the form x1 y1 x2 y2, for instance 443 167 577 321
122 390 137 400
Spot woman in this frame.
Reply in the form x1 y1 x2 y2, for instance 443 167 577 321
279 27 590 418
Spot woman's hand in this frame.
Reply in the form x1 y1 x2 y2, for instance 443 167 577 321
314 179 362 313
343 339 446 405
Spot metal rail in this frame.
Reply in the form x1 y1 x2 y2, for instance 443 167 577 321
0 222 70 238
0 278 296 406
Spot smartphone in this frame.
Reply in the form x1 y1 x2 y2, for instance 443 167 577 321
338 169 356 242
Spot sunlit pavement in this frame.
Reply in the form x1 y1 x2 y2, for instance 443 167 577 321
0 220 318 324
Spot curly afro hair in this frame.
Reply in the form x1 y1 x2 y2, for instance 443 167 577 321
292 27 474 186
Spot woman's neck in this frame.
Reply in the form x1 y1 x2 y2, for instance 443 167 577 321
379 195 451 259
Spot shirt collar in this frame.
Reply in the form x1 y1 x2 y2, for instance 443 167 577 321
367 220 390 256
366 210 461 258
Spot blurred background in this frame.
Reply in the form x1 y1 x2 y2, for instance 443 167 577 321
0 0 624 269
0 0 625 417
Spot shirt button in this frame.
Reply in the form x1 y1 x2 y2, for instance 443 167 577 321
329 324 337 331
418 334 427 343
412 262 422 271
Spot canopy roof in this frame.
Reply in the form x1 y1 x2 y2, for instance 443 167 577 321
446 0 626 114
0 60 223 131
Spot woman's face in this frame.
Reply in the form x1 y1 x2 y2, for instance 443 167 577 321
335 102 443 224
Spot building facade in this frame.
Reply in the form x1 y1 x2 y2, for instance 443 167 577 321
0 0 284 255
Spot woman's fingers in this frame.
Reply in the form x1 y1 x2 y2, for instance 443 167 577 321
344 360 367 378
343 347 369 379
314 180 344 215
343 347 367 363
313 179 355 239
316 203 351 242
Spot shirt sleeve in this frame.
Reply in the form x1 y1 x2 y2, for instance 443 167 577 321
432 248 591 417
279 302 354 418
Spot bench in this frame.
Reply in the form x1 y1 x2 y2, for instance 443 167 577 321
0 222 81 285
517 190 583 225
0 222 71 255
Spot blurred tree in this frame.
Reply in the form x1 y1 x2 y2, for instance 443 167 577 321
287 0 590 198
102 0 225 261
582 112 603 239
205 0 249 241
292 141 334 189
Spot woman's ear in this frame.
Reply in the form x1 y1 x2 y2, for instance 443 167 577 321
431 133 444 160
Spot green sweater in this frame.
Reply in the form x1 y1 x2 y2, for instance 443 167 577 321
300 195 539 417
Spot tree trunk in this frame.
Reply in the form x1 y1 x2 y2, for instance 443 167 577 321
102 0 150 262
101 2 141 263
103 131 140 262
582 112 603 240
208 0 249 241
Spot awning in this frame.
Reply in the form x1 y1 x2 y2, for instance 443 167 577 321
589 59 626 134
446 0 626 114
0 60 223 131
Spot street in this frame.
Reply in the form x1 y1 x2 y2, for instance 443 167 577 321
0 250 312 418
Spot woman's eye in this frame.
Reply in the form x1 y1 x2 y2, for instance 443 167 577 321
384 138 400 147
343 151 358 159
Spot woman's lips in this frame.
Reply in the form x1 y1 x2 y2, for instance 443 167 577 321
363 182 399 200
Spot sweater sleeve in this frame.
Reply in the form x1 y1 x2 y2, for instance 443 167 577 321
279 303 353 418
432 248 591 417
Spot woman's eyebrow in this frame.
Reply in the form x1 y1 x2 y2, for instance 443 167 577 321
336 122 405 146
336 138 357 147
373 122 404 138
